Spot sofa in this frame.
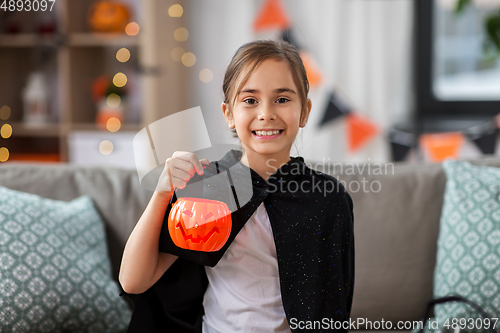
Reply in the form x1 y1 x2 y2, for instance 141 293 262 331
2 154 500 332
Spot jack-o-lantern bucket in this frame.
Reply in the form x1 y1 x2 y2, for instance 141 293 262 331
168 197 232 252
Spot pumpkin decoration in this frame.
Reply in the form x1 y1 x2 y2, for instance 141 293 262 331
168 197 232 252
88 1 131 33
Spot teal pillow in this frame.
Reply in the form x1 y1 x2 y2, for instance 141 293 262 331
0 186 131 332
433 159 500 333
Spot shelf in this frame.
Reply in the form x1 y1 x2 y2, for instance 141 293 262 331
6 122 62 137
0 0 168 164
5 153 62 163
0 33 139 48
68 33 139 47
2 122 142 136
70 123 142 132
0 34 60 47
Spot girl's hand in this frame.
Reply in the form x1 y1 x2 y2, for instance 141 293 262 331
155 151 209 193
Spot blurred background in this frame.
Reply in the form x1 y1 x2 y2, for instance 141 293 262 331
0 0 499 168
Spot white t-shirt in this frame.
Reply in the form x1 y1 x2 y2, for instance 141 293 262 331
202 202 291 333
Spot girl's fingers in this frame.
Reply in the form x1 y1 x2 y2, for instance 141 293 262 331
166 152 211 190
170 167 192 183
200 159 210 173
170 175 188 189
173 151 205 176
169 158 195 179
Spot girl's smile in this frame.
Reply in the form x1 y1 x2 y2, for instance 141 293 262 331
252 129 284 139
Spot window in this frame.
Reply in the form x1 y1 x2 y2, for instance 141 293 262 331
415 0 500 123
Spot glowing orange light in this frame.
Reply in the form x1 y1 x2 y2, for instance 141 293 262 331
113 73 127 88
0 106 11 120
0 147 9 162
99 140 114 155
1 124 12 138
116 48 131 62
125 22 140 36
168 4 183 17
174 27 189 42
199 69 214 83
106 117 121 132
182 52 196 67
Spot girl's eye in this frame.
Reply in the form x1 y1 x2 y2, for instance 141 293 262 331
244 98 257 105
276 97 289 104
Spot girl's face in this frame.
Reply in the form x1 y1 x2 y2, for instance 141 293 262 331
222 59 311 164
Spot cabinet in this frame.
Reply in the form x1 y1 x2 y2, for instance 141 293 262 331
0 0 189 164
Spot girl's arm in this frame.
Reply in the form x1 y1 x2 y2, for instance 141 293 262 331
119 190 179 294
119 151 208 294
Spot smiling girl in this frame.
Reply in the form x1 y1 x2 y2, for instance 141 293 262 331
221 51 311 178
119 40 354 333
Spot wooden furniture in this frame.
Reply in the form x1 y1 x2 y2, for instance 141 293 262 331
0 0 188 163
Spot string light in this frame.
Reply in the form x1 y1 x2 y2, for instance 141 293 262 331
0 105 11 120
1 124 12 139
107 94 121 108
174 27 189 42
125 22 140 36
171 47 185 62
99 140 114 155
181 52 196 67
0 147 9 162
1 107 11 163
116 48 131 63
168 4 183 17
199 69 214 83
106 117 121 132
113 72 127 87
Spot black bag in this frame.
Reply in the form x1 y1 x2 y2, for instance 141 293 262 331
418 295 497 333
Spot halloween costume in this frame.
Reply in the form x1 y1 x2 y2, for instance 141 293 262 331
202 201 290 332
122 149 354 333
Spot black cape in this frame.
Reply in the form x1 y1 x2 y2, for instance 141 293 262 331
122 149 354 332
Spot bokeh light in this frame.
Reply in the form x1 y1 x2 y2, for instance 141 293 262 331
106 117 121 132
99 140 114 155
174 27 189 42
199 69 214 83
168 4 183 17
113 72 127 87
107 94 121 108
0 147 9 162
1 124 12 139
181 52 196 67
0 105 11 120
171 47 185 62
116 48 131 63
125 22 140 36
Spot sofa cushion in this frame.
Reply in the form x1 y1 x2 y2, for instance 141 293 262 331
313 159 447 324
0 163 152 281
0 186 131 332
313 155 500 326
433 159 500 332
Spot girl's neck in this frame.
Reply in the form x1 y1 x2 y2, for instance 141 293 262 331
240 150 291 181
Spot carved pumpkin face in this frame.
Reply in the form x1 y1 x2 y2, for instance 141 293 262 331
88 1 131 33
168 198 232 252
